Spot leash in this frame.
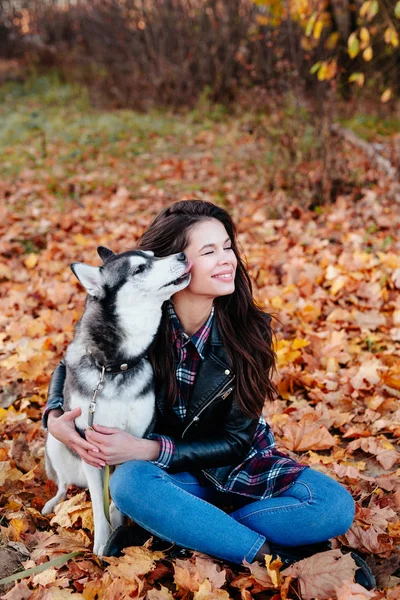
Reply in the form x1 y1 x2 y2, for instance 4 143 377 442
87 356 147 527
88 351 147 530
87 365 113 528
88 365 105 427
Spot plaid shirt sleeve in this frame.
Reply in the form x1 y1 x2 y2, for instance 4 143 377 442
146 433 176 469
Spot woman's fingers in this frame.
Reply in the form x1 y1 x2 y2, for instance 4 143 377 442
72 434 106 466
92 423 120 434
73 434 100 454
87 448 108 460
85 429 109 445
72 445 106 468
63 407 82 420
47 410 105 467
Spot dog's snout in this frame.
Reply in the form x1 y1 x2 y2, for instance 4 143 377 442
177 252 186 262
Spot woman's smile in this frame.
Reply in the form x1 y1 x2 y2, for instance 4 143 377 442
211 270 234 281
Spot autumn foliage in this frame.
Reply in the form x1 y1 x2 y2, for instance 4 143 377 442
1 114 400 598
2 0 400 110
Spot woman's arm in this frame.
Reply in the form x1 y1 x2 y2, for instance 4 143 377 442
85 403 257 470
42 359 67 429
166 400 259 473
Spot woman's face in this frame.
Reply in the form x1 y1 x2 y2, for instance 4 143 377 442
176 218 237 299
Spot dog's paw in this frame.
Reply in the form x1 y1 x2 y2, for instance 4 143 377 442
42 501 56 516
93 526 112 556
95 543 106 556
110 502 125 530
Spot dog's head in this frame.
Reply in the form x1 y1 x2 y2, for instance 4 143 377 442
70 246 192 306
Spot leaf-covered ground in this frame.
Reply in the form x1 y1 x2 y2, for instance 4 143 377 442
0 76 400 599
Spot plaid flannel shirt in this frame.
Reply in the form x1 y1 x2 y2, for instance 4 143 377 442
147 300 309 499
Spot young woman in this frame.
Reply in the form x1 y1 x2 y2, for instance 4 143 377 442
43 200 374 587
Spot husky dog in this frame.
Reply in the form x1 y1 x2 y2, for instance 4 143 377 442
42 246 192 555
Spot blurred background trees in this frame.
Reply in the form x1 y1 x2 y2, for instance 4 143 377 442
0 0 399 110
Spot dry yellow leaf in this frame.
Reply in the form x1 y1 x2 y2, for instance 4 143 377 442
292 338 309 350
70 502 95 532
50 491 88 528
104 545 165 579
73 233 91 246
0 461 23 485
24 253 39 269
282 418 336 451
32 566 58 586
193 579 231 600
9 516 29 540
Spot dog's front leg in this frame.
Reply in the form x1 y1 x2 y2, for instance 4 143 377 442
110 501 125 530
81 462 112 555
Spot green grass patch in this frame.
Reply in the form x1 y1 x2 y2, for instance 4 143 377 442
338 113 400 141
1 70 378 208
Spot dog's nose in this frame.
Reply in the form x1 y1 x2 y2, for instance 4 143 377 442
177 252 186 262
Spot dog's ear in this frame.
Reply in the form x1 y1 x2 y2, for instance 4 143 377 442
71 263 105 298
97 246 115 262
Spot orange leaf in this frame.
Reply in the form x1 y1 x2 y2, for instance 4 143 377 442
281 418 336 451
24 253 39 269
281 550 356 600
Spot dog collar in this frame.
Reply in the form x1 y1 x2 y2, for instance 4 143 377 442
87 354 149 427
102 354 148 374
87 351 148 375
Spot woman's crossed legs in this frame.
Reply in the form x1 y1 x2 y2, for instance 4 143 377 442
109 461 355 565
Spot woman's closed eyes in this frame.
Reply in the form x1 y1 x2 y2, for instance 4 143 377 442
203 247 233 255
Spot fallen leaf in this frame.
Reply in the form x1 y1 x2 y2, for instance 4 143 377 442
193 578 231 600
24 254 39 269
104 545 165 580
0 461 23 485
146 584 175 600
350 360 384 390
281 549 357 600
0 581 32 599
281 417 336 451
32 566 58 586
338 522 393 556
335 579 377 599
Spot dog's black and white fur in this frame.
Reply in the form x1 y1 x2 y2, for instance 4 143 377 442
42 246 191 554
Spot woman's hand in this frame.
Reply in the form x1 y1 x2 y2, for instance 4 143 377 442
86 424 161 466
47 407 105 469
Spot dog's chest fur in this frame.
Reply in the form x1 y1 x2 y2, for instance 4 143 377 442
64 359 155 437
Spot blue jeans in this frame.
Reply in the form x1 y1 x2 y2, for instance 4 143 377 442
110 461 355 565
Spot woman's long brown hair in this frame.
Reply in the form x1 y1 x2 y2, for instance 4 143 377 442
135 200 278 419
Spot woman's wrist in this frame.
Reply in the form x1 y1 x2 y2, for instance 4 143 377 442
47 408 64 427
47 408 64 420
137 438 161 461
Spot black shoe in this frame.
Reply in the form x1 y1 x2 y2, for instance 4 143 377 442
350 552 376 591
102 525 173 557
267 540 333 567
102 525 151 557
167 546 193 559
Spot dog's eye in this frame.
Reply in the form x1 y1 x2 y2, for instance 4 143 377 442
134 264 146 275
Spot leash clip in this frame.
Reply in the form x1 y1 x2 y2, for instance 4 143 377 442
88 365 105 427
